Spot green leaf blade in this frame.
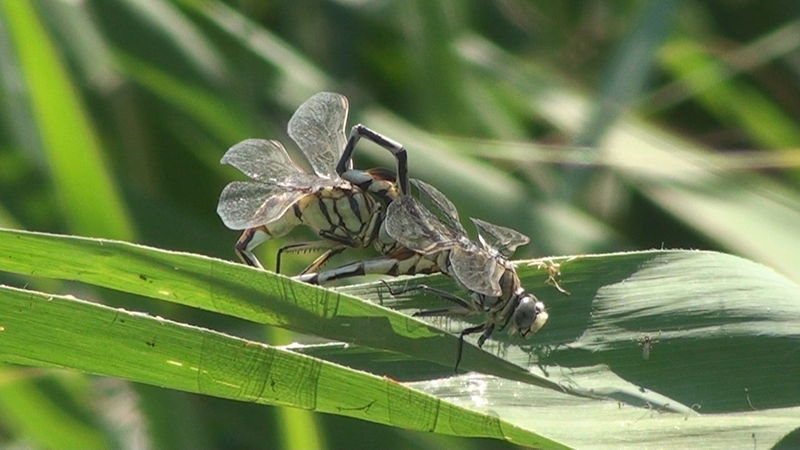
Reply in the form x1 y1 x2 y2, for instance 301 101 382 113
0 228 556 389
2 228 799 446
0 285 564 448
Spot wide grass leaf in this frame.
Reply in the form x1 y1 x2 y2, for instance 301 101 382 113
0 228 556 389
0 285 559 448
344 250 800 409
341 250 800 447
1 228 798 446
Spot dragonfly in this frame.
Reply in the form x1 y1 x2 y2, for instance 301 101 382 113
298 179 549 369
219 92 549 367
217 92 408 273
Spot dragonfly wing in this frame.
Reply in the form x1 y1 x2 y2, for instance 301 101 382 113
470 218 530 257
278 172 339 191
221 139 302 182
410 179 466 234
288 92 349 179
217 181 305 230
449 245 503 297
384 195 459 255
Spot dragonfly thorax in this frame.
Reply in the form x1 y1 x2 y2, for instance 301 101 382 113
291 183 384 248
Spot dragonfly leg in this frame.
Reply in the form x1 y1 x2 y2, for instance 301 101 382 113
275 241 346 274
495 295 520 332
455 323 487 372
336 124 408 195
298 246 347 275
381 281 472 311
411 307 459 317
477 323 496 347
235 228 269 269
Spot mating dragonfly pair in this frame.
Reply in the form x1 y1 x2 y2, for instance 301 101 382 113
217 92 549 368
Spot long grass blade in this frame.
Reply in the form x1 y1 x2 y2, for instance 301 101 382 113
0 284 563 448
0 2 133 240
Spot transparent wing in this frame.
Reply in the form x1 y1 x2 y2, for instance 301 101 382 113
217 181 306 230
384 195 460 255
278 172 340 191
221 139 302 182
410 179 466 234
470 218 530 257
287 92 348 178
449 245 503 297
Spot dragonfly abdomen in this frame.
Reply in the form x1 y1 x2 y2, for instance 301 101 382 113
300 248 442 284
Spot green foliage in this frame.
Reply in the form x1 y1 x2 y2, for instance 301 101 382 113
1 230 799 448
1 1 799 448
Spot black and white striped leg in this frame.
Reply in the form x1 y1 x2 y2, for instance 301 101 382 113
379 281 472 311
336 124 409 195
455 323 488 372
275 240 346 274
235 228 268 269
477 323 495 348
299 246 346 275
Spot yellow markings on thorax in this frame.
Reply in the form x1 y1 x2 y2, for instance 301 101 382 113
294 185 380 247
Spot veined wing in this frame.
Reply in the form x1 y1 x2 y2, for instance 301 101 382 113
288 92 348 179
217 181 306 230
410 179 504 295
221 139 302 182
470 218 530 257
449 245 503 297
384 195 460 255
410 179 466 234
387 180 505 296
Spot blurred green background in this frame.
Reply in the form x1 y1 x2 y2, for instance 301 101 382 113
1 0 799 448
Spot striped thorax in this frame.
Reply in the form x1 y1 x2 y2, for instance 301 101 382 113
217 92 408 271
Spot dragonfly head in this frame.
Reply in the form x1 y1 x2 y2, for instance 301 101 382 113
511 293 548 338
342 168 401 200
